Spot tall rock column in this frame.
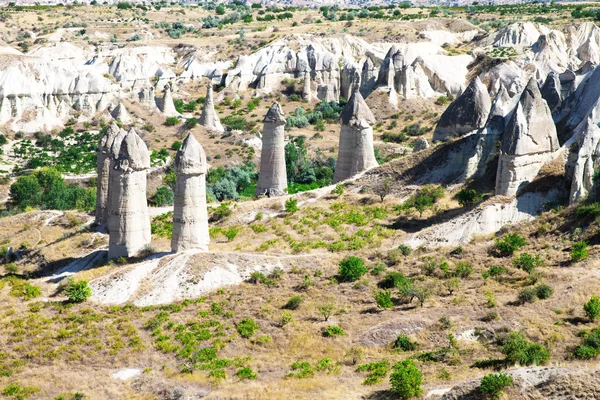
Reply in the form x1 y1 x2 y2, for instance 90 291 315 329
495 78 559 196
171 133 210 252
199 84 225 133
333 89 378 183
255 103 287 197
108 128 152 259
158 83 179 117
95 122 119 228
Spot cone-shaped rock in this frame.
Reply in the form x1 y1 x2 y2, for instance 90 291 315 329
108 128 152 259
540 72 562 113
95 122 120 228
111 102 132 125
496 78 559 196
360 58 377 98
159 83 179 117
333 89 378 183
255 103 287 197
376 45 400 88
199 84 224 133
302 71 312 102
433 77 492 142
171 133 210 252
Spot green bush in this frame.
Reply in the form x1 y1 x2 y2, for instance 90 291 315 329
480 373 513 399
64 279 92 303
456 189 483 207
285 198 299 214
482 265 506 279
501 332 549 366
518 287 537 304
453 261 473 278
356 360 390 385
389 360 423 399
576 202 600 220
284 295 303 310
375 290 393 309
571 241 588 263
495 233 527 256
394 334 418 351
236 367 257 380
338 256 367 282
584 296 600 321
573 328 600 359
2 383 40 399
323 325 344 337
379 271 411 289
171 141 182 151
151 186 174 206
513 253 543 273
185 118 198 129
535 284 553 300
165 117 180 126
237 318 259 339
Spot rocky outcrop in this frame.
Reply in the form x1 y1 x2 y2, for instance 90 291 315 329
138 86 155 108
171 133 210 252
255 103 287 197
540 72 562 113
493 22 546 47
333 89 378 183
108 128 152 259
432 77 492 142
568 118 600 203
111 102 132 125
496 78 559 196
95 122 120 229
199 84 224 133
360 58 377 98
158 83 179 117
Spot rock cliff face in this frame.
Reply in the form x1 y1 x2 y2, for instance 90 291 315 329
171 133 210 253
433 77 492 142
255 103 288 197
198 85 224 133
108 128 152 259
496 78 559 196
333 89 378 183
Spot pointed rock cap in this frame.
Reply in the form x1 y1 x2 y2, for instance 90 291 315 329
117 128 150 171
362 57 374 71
540 72 561 112
109 126 127 159
385 44 401 59
175 133 206 175
205 84 215 104
111 102 132 124
340 89 376 126
100 122 120 152
264 102 286 124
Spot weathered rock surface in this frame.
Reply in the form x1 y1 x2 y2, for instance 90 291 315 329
433 77 492 142
95 122 120 229
198 84 224 133
110 102 132 125
108 128 152 259
496 78 559 196
157 83 179 117
568 118 600 203
171 133 210 253
333 89 378 183
255 103 287 197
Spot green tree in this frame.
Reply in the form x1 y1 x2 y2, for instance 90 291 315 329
338 256 367 282
389 360 423 399
584 296 600 321
10 175 42 208
480 373 513 400
64 279 92 303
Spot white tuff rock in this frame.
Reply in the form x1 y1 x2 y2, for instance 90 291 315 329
199 84 224 133
255 103 287 197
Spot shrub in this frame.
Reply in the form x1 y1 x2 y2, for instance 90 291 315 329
535 284 553 300
394 334 418 351
518 288 537 304
389 360 423 399
331 183 344 196
375 290 393 309
185 118 198 129
584 296 600 321
317 303 335 321
480 373 513 400
573 328 600 359
571 241 588 263
495 233 527 256
165 117 180 126
280 311 294 326
223 227 239 241
63 279 92 303
338 256 367 282
397 244 412 256
513 253 543 273
151 186 174 206
501 332 549 366
356 360 390 385
2 383 40 399
287 361 314 379
284 295 303 310
456 188 483 207
482 265 506 279
171 141 182 151
236 367 257 380
323 325 344 337
285 198 299 214
453 261 473 278
237 318 259 339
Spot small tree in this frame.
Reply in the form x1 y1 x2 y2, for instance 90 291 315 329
456 189 482 207
445 277 460 295
571 241 589 263
285 198 299 214
375 290 393 309
64 279 92 303
584 296 600 321
317 303 335 321
338 256 367 282
373 179 393 202
389 360 423 399
480 373 513 400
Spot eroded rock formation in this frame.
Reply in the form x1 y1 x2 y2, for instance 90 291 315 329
171 133 210 252
199 84 224 133
95 122 120 229
158 83 179 117
333 89 378 183
108 128 152 259
255 103 287 197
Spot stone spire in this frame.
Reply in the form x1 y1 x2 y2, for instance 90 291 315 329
360 57 377 98
432 76 492 142
108 128 152 259
111 102 132 125
158 83 179 117
199 84 225 133
376 45 400 88
333 89 378 183
95 122 120 229
255 103 287 197
302 71 312 102
139 86 155 108
540 72 562 113
171 133 210 252
496 77 559 196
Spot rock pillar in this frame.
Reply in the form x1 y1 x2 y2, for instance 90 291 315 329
255 103 287 197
